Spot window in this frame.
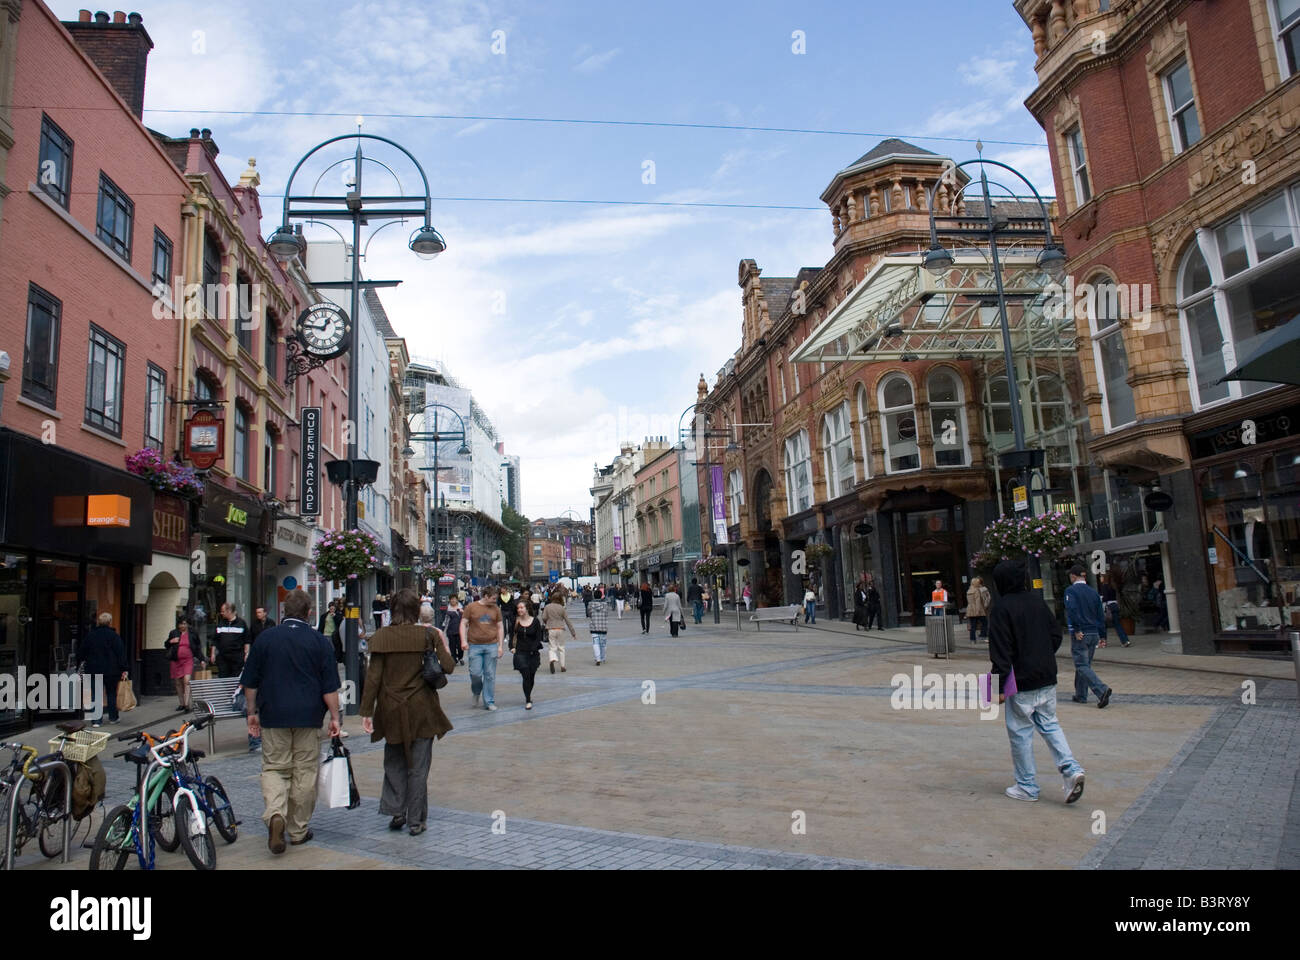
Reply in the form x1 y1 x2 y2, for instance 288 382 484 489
776 363 787 405
95 173 133 261
879 375 919 473
202 230 223 318
855 386 872 481
85 325 125 436
927 369 969 467
727 469 744 525
1031 376 1075 467
152 228 173 293
1162 58 1201 153
1066 126 1091 204
265 311 280 380
264 427 277 493
649 511 659 544
532 560 544 575
1276 0 1300 77
22 284 61 408
233 404 250 481
532 544 542 556
1178 184 1300 409
1086 277 1137 429
194 372 215 403
662 509 672 541
821 402 856 499
235 270 256 354
37 115 73 208
145 363 166 451
783 430 813 514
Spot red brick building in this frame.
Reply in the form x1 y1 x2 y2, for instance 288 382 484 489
1016 0 1300 654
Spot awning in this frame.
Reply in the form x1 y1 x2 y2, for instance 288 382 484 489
1064 530 1168 556
790 252 1072 364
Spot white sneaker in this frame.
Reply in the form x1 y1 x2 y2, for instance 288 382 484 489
472 693 480 707
1064 771 1085 804
486 704 497 711
1004 785 1038 802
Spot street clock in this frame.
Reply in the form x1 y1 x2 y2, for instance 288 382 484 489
295 303 351 359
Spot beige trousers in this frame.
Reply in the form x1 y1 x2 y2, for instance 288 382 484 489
547 629 566 668
260 726 321 842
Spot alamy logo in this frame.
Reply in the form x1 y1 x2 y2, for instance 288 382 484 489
890 667 998 720
0 670 103 719
50 891 151 940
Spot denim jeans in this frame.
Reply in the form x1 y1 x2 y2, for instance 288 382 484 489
693 601 704 623
804 601 816 624
1071 632 1107 701
1105 602 1129 645
1004 685 1083 798
466 643 498 707
591 632 607 662
967 616 987 643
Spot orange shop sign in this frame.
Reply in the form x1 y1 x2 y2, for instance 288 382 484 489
87 494 131 527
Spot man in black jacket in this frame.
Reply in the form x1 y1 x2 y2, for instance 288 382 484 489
251 606 276 645
212 603 251 679
988 559 1086 805
80 613 127 726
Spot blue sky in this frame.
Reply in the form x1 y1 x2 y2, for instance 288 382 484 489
56 0 1051 518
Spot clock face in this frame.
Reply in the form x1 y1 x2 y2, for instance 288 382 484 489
296 303 351 359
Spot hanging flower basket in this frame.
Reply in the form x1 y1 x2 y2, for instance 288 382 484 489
695 556 729 578
804 542 834 568
312 528 383 583
124 448 204 498
973 511 1079 572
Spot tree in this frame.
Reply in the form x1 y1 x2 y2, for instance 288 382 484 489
501 501 530 579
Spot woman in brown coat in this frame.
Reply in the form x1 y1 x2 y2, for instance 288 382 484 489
965 576 992 645
360 587 455 836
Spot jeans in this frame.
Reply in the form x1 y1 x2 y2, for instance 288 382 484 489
640 608 651 632
1004 685 1083 798
467 643 498 707
804 601 816 624
1105 602 1129 645
693 601 704 623
591 632 607 662
967 615 987 643
1071 632 1107 701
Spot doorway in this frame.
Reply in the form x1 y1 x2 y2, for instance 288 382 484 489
895 505 965 625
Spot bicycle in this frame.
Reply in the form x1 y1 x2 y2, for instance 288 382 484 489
157 726 238 868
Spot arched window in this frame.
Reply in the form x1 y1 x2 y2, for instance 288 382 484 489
264 424 279 494
821 401 856 498
879 375 919 473
855 385 872 480
783 429 813 514
926 368 969 467
233 402 251 481
985 375 1013 453
727 469 744 525
1086 275 1137 429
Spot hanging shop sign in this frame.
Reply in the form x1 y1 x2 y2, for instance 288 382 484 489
184 409 223 470
301 406 321 517
1143 490 1174 512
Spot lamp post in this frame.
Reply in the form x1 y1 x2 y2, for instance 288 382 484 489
923 149 1066 592
269 133 445 714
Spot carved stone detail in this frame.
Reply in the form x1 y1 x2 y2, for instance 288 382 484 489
1187 98 1300 193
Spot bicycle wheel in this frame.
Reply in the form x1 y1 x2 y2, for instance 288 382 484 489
37 767 67 859
153 780 179 853
89 804 133 871
174 793 215 870
203 776 237 844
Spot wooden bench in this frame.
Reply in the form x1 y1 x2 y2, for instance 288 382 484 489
190 677 244 754
750 606 801 631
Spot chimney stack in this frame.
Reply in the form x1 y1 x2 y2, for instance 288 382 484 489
62 11 154 120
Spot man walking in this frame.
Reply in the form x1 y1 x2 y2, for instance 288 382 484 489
589 593 609 665
251 606 276 644
1065 564 1113 708
241 589 341 854
211 603 251 679
541 591 577 673
988 558 1086 804
582 584 592 618
614 583 626 619
687 578 705 624
460 586 504 710
1099 578 1131 647
80 612 127 726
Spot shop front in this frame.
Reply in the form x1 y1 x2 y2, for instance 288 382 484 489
267 516 314 622
822 495 872 622
136 492 194 696
192 486 272 653
0 430 152 732
780 508 820 607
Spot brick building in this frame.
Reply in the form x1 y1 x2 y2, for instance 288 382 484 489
633 444 683 590
1016 0 1300 654
528 515 593 588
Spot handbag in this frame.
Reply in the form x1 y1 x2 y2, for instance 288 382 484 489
421 629 448 690
167 638 179 662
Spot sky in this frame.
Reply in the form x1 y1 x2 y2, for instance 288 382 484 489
53 0 1052 519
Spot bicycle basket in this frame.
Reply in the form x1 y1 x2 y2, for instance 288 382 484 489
50 729 110 764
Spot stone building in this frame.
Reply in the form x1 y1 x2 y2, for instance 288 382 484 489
1016 0 1300 654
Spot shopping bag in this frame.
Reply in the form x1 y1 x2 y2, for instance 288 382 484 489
318 736 361 810
116 679 137 713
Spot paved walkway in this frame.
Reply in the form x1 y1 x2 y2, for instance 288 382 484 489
15 602 1298 870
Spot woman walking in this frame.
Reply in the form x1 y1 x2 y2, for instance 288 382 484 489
443 596 465 665
663 584 685 637
166 617 203 710
853 577 869 631
510 600 545 709
966 576 992 644
637 581 654 634
541 591 577 674
865 578 882 630
360 588 456 837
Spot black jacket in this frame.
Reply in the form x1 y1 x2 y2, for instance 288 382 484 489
250 616 276 642
166 628 203 663
637 589 654 612
214 617 250 659
687 584 704 604
988 559 1061 695
80 625 126 677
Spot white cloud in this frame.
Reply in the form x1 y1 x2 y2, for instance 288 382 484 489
574 47 622 73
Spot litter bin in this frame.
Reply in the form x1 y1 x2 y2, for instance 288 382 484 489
925 603 957 658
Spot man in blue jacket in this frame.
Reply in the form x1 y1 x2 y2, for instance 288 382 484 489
1065 564 1112 708
989 558 1085 804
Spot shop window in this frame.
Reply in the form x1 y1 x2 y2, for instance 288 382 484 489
85 324 125 436
145 363 166 451
927 368 968 467
879 375 919 473
37 114 73 209
1162 57 1201 153
783 429 813 514
95 172 133 261
1178 186 1300 410
821 402 856 499
23 284 61 408
1086 276 1137 430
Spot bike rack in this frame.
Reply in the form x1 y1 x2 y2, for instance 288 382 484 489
4 758 72 869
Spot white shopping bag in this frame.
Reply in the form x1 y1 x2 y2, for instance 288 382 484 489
318 752 351 809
